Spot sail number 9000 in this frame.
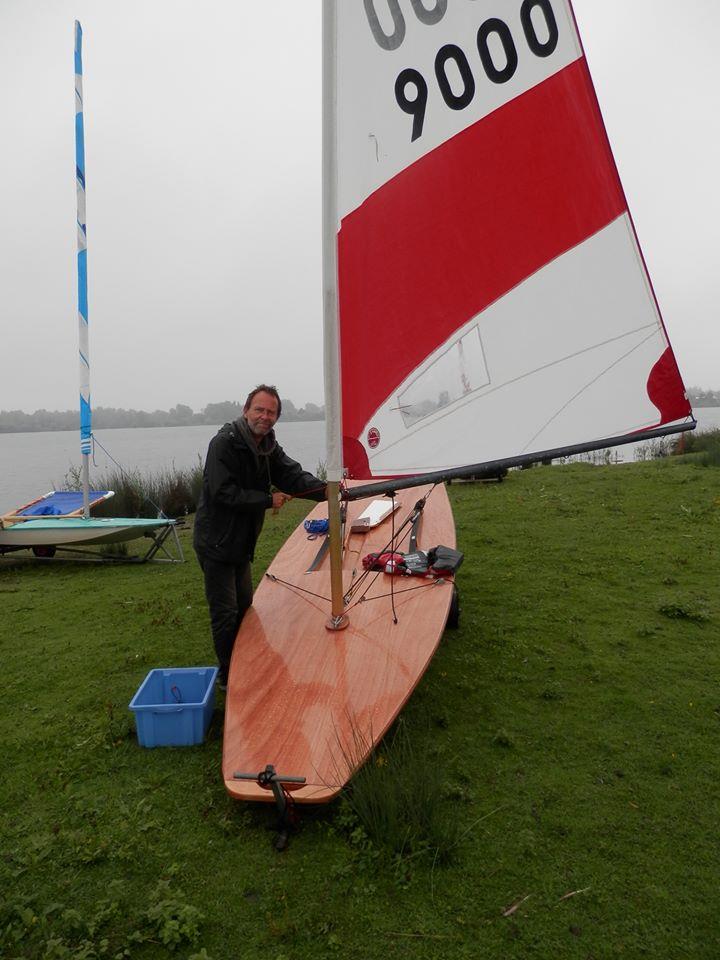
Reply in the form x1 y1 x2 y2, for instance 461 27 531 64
364 0 560 142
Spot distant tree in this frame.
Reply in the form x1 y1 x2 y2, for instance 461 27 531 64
687 387 720 407
299 402 324 421
0 397 326 432
168 403 195 425
203 401 244 424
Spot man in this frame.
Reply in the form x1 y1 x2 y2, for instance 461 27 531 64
193 384 326 689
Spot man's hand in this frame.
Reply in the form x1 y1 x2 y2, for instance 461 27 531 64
271 492 292 513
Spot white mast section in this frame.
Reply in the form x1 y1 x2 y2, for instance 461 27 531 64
321 0 347 627
322 0 342 482
74 21 91 518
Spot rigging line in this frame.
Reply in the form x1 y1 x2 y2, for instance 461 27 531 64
389 492 398 624
343 489 434 604
521 329 659 453
294 482 328 498
344 578 444 613
377 322 659 459
90 434 168 518
344 510 429 608
344 549 393 605
345 566 384 608
342 485 436 605
343 515 415 602
264 572 330 604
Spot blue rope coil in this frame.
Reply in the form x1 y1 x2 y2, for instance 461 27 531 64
304 518 329 535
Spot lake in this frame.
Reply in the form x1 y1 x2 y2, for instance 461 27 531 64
0 420 326 511
1 409 718 512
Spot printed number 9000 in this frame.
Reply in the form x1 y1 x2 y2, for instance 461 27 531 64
364 0 560 142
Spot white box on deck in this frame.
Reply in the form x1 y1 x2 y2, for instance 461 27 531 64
350 498 401 533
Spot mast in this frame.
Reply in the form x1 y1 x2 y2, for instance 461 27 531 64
322 0 347 629
74 21 91 518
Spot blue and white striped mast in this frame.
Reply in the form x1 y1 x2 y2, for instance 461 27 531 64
74 21 91 518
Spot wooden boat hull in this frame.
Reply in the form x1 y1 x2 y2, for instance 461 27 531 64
223 482 455 804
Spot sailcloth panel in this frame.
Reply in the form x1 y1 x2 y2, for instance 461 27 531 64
336 0 690 478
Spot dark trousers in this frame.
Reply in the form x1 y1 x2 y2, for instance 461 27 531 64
196 554 253 682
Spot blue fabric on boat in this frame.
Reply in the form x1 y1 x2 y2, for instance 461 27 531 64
304 518 329 534
19 490 110 516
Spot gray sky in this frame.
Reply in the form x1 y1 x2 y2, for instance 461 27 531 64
1 0 717 415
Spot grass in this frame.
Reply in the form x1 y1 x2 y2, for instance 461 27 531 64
1 457 719 958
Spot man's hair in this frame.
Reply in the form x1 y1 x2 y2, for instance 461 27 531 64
244 384 282 418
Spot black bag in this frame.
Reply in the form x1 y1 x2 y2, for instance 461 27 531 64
402 550 430 575
427 545 464 576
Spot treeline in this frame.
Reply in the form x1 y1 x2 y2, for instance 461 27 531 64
688 387 720 407
0 399 325 434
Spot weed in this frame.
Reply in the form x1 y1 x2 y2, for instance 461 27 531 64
100 540 129 558
540 682 564 702
492 729 515 748
59 459 204 518
672 427 720 460
333 718 461 867
142 878 204 950
657 600 710 623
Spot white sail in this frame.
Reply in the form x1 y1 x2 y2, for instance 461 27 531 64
334 1 692 480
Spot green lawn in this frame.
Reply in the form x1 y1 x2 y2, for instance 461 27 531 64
1 459 718 959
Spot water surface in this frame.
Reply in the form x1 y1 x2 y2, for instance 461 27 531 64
2 409 718 512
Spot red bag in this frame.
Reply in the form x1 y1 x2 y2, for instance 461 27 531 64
361 551 406 574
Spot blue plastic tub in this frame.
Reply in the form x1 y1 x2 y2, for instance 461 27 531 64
129 667 218 748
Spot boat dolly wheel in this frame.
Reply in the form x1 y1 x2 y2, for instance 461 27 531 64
447 585 460 630
32 545 57 559
233 764 306 851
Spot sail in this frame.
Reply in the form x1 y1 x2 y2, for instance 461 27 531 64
335 1 692 480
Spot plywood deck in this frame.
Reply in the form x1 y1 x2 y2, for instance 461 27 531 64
222 482 455 804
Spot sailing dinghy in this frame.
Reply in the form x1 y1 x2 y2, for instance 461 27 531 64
0 23 179 562
225 0 694 819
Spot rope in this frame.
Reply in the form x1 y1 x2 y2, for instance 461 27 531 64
266 567 443 614
267 484 440 624
265 572 331 603
345 578 444 612
389 492 398 624
90 434 168 518
343 486 436 605
304 518 329 535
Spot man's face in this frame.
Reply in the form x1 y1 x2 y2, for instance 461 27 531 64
244 391 279 438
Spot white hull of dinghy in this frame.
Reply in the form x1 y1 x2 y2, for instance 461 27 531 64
0 517 175 549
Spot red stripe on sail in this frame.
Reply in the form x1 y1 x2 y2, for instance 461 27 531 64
646 348 692 424
339 59 627 452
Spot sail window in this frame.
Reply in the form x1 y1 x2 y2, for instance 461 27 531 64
398 326 490 427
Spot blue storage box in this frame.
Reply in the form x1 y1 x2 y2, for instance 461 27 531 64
129 667 218 747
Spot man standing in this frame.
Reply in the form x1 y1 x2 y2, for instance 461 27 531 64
193 384 326 689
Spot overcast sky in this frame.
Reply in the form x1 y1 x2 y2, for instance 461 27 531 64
1 0 717 415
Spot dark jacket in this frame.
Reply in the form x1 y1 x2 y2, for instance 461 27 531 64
193 418 326 564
